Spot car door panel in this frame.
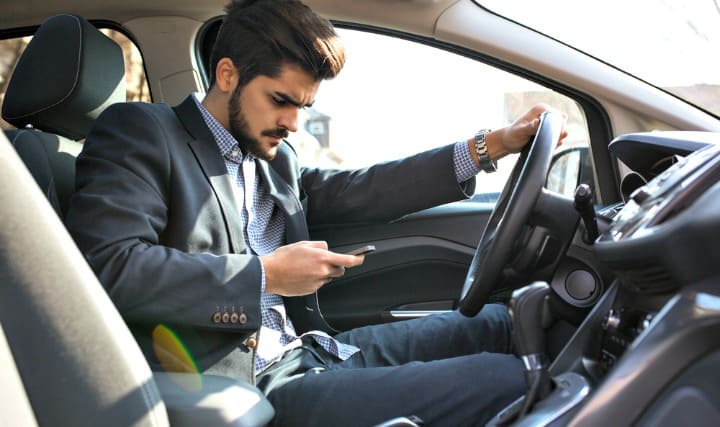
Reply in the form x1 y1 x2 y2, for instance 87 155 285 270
310 201 493 331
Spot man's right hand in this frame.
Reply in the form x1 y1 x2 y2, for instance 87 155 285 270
260 241 365 296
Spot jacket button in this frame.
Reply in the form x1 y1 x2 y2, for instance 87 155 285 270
212 312 222 323
245 337 258 350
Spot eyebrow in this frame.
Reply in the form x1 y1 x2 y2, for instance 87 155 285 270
275 92 315 109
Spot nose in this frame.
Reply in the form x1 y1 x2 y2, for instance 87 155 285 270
278 107 300 133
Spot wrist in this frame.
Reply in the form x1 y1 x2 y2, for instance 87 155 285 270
259 254 275 294
485 129 508 162
472 129 499 173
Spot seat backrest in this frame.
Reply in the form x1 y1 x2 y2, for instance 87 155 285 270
0 129 169 426
4 129 81 216
0 14 169 427
1 13 126 218
0 14 275 427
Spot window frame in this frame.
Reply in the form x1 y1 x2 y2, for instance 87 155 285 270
193 18 620 204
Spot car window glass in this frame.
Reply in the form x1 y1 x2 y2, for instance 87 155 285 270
0 28 150 131
289 28 593 198
478 0 720 118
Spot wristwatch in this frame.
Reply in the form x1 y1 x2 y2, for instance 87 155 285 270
474 129 497 173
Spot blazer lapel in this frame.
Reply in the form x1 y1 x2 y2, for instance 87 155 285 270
175 96 326 333
173 96 246 254
256 159 309 243
256 157 332 334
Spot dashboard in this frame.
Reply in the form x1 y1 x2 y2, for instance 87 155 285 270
516 131 720 426
592 132 720 370
597 132 720 294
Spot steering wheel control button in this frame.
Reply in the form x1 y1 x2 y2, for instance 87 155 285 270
564 270 596 301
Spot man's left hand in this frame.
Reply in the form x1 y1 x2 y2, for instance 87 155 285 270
484 103 568 162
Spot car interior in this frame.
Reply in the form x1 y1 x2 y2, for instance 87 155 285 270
1 1 720 426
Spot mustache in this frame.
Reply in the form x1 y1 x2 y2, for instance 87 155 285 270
261 128 289 139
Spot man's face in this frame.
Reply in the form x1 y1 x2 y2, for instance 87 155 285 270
228 64 320 161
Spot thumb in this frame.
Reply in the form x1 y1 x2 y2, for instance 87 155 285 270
527 118 540 133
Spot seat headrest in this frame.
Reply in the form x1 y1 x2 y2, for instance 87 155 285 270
1 14 126 140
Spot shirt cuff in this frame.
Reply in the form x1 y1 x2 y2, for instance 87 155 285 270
453 140 480 183
258 257 267 294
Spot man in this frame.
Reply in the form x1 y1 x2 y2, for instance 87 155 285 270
66 0 566 425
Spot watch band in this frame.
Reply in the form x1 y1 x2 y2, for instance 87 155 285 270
474 129 497 173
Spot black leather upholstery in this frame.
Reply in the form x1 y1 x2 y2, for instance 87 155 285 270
1 14 125 140
5 129 81 216
1 14 125 218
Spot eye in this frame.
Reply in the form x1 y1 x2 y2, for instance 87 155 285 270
272 96 288 106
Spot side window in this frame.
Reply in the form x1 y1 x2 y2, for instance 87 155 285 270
289 29 593 199
0 35 31 129
101 29 151 103
0 27 150 131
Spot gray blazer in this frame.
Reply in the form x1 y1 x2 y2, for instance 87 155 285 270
66 95 475 379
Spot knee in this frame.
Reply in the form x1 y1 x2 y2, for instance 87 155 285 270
483 303 510 317
465 304 513 352
475 303 512 329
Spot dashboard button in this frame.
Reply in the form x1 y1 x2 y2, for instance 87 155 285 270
630 187 652 204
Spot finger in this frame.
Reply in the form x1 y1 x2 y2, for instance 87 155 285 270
524 118 540 135
326 252 366 268
330 265 346 278
530 103 550 116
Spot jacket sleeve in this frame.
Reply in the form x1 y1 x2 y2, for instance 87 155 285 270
300 144 476 225
66 102 262 332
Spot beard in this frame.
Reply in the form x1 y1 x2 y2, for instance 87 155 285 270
228 84 288 161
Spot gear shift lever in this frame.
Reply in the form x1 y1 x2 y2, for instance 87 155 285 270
509 282 553 419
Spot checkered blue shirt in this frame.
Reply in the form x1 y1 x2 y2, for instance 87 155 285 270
193 95 479 373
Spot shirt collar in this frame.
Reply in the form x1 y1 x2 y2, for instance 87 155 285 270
192 93 254 163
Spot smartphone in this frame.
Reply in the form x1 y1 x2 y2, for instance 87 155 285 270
345 245 376 256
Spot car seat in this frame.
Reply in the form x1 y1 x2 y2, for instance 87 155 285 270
0 14 273 427
1 14 125 219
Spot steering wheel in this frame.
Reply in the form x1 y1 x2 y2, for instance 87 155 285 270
458 111 564 317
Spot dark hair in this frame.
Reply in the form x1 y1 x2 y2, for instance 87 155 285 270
209 0 345 87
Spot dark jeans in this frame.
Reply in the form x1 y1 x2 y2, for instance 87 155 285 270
256 304 526 427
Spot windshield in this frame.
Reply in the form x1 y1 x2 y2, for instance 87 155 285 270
477 0 720 118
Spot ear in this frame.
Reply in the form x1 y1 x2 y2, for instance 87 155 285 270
214 57 239 93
